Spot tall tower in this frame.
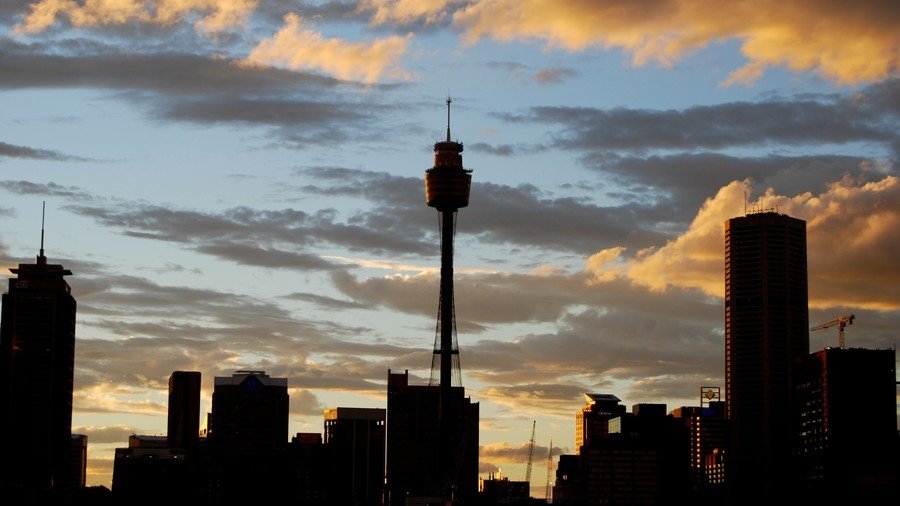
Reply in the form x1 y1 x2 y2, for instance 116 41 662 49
725 211 808 501
425 98 473 496
0 205 77 491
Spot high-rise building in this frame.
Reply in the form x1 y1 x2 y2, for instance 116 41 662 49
323 407 385 505
385 100 479 505
385 370 479 505
575 393 626 454
671 403 728 493
167 370 200 454
0 232 76 492
208 370 290 499
724 212 808 500
68 434 88 488
796 347 897 500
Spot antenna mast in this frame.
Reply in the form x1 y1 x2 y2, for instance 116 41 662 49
39 201 46 262
446 96 452 142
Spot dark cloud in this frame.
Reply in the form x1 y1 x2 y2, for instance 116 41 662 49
285 292 372 310
486 61 580 85
533 67 581 85
194 242 337 271
0 40 394 148
469 142 514 156
498 80 900 153
588 153 888 223
0 41 339 94
299 167 669 254
0 141 89 161
0 180 95 200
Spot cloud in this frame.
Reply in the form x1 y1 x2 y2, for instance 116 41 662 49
14 0 259 36
0 40 379 147
290 388 327 416
285 291 372 310
480 441 566 463
617 175 900 310
0 180 95 200
486 61 580 86
452 0 900 85
71 424 138 444
361 0 460 25
246 13 412 83
500 83 900 153
0 141 89 161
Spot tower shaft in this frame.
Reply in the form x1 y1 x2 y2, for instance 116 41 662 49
439 210 455 397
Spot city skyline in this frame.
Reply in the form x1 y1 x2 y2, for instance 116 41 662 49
1 0 898 492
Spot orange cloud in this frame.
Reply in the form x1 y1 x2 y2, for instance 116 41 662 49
14 0 258 35
451 0 900 85
361 0 461 25
598 174 900 310
245 14 412 83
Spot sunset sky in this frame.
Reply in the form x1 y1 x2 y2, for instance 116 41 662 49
1 0 898 493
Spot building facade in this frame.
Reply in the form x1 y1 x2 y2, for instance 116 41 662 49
0 250 76 492
208 370 290 500
725 212 808 500
385 369 479 505
167 370 200 454
323 407 385 506
795 347 897 500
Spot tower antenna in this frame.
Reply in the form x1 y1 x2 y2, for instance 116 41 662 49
446 95 452 142
40 201 46 258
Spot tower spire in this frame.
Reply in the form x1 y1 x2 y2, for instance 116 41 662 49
446 96 452 142
39 201 46 264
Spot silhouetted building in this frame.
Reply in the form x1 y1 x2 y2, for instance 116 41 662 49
289 432 327 504
557 403 690 505
167 370 200 454
385 369 479 505
671 403 728 493
112 435 188 500
208 370 290 500
69 434 87 488
796 347 897 501
0 242 76 492
575 393 626 454
552 454 585 505
481 474 530 504
725 212 808 501
324 407 385 506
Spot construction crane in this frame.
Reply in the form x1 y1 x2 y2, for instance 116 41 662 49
545 438 554 503
525 420 536 484
811 314 855 348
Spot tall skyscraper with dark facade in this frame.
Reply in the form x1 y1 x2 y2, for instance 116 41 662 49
725 212 808 501
323 407 385 506
167 370 201 454
208 370 290 499
0 239 76 492
796 347 897 500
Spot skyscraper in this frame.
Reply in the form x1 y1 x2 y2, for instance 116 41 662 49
796 347 897 500
208 370 290 499
323 407 385 506
167 370 201 454
0 224 76 492
724 211 808 500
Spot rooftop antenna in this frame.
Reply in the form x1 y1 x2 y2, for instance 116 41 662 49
40 201 46 259
743 190 747 215
446 95 452 142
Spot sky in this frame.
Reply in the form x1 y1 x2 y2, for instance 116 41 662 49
0 0 898 494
